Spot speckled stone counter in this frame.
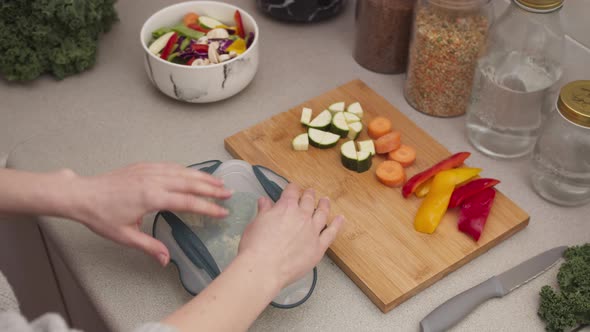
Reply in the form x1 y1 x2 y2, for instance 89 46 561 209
2 1 590 331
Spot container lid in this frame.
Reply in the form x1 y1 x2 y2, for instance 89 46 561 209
557 80 590 128
513 0 563 12
153 160 317 308
429 0 490 11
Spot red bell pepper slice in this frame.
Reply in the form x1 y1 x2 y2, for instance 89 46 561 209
234 10 246 38
458 188 496 241
188 23 210 33
448 178 500 209
160 32 178 60
187 57 196 66
191 43 209 53
402 152 471 198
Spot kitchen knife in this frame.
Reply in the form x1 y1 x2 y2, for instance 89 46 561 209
420 246 567 332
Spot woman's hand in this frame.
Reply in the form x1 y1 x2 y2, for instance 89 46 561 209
66 163 232 266
238 183 344 289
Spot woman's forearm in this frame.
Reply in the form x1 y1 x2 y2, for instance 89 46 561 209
163 251 281 332
0 168 79 218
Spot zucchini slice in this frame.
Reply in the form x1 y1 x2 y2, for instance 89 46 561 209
330 111 349 138
308 110 332 130
356 151 372 173
340 140 373 173
343 112 361 124
292 133 309 151
340 141 358 171
308 128 340 149
300 107 312 126
328 101 345 114
347 102 364 119
348 122 363 140
357 140 376 156
199 16 225 30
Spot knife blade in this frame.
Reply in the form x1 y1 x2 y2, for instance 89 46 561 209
420 246 567 332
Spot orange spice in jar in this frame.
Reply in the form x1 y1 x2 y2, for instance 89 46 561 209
404 0 492 117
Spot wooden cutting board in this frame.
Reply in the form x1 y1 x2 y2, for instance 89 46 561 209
225 79 529 313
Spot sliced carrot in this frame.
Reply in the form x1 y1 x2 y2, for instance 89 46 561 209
368 117 393 139
388 144 416 167
374 131 401 154
183 12 200 26
376 160 406 187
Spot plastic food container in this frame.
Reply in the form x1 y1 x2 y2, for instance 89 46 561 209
153 160 317 308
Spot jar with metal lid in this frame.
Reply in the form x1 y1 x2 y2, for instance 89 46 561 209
353 0 416 74
465 0 565 159
404 0 493 117
531 81 590 206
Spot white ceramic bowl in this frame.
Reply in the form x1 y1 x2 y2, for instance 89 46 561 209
140 1 259 103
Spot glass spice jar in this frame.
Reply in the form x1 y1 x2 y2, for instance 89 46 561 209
353 0 416 74
404 0 492 117
531 81 590 207
465 0 565 159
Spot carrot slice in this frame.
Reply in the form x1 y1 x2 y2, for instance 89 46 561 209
374 131 401 154
388 144 416 167
368 117 393 139
183 12 200 26
376 160 406 187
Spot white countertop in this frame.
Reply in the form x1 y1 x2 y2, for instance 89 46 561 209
2 1 590 331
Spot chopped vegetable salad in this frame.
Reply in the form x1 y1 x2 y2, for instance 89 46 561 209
148 10 254 66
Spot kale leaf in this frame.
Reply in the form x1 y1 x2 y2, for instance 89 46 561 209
538 244 590 332
0 0 117 81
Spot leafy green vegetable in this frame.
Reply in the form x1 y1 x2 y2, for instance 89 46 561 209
0 0 118 81
538 244 590 332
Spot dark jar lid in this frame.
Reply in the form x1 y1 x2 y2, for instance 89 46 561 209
257 0 347 22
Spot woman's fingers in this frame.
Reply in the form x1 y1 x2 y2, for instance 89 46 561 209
120 227 171 266
160 176 232 199
278 183 302 206
156 193 229 218
299 188 316 215
257 197 273 214
138 163 225 187
312 197 330 233
319 215 345 253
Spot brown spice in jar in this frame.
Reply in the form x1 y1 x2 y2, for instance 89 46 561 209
354 0 416 74
404 3 489 117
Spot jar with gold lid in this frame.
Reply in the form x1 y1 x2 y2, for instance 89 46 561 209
531 81 590 206
465 0 565 159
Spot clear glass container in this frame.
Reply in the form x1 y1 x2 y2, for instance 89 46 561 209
404 0 493 117
353 0 416 74
465 0 565 159
531 81 590 206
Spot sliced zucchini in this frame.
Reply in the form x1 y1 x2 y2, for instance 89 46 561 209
356 150 372 173
308 128 340 149
347 122 363 140
199 16 225 30
292 133 309 151
357 140 376 156
308 109 332 130
328 101 345 114
340 140 373 173
300 107 312 126
340 140 358 171
347 102 364 119
148 31 175 54
343 112 361 124
330 111 349 138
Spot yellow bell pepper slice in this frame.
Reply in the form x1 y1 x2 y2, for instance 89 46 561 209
414 167 481 234
226 38 246 54
415 178 433 198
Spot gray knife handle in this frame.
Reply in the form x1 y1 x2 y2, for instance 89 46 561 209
420 276 505 332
